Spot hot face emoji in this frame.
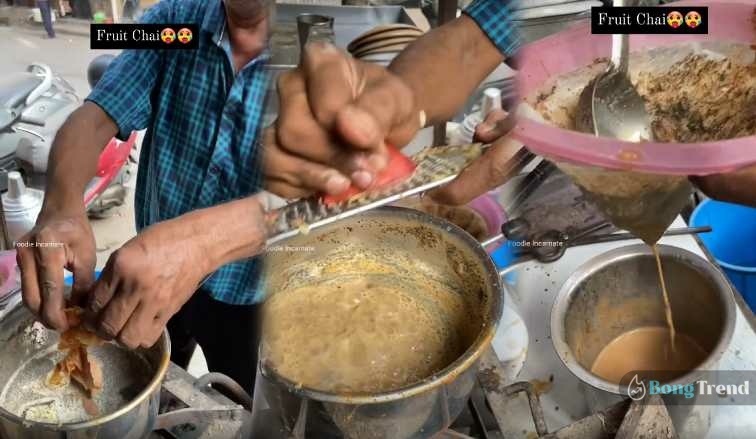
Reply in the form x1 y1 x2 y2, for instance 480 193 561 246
666 11 683 28
160 27 176 44
685 11 702 28
177 28 193 44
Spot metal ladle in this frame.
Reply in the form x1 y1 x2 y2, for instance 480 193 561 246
575 0 653 141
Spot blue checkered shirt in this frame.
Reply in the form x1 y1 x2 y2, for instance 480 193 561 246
465 0 521 56
87 0 269 305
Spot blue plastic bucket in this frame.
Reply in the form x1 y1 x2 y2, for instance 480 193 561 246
490 241 518 286
690 199 756 310
64 271 102 286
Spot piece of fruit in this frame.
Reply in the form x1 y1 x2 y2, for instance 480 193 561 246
46 307 105 398
322 145 416 207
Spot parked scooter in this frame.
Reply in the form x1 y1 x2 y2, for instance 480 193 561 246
0 56 136 218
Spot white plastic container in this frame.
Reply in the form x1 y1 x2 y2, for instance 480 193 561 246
448 87 503 145
2 172 43 244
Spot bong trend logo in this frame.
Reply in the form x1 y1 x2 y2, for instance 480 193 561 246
626 374 750 401
627 374 646 401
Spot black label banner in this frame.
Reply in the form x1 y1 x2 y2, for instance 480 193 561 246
90 24 199 49
591 7 708 34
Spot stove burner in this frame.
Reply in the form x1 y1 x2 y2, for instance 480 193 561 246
248 349 676 439
151 352 676 439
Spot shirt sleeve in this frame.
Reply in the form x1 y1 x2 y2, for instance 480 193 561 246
85 1 173 140
463 0 521 58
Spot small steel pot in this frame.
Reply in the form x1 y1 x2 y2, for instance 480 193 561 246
256 206 504 439
0 304 170 439
551 244 735 438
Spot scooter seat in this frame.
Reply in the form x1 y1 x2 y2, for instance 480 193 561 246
0 73 43 110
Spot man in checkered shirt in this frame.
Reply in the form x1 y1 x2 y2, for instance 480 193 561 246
19 0 275 393
18 0 521 394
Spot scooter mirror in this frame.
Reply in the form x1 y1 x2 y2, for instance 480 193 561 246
87 54 116 89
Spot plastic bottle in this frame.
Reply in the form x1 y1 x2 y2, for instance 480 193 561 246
448 87 502 145
2 172 43 244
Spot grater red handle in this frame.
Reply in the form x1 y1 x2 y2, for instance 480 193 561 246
321 144 417 206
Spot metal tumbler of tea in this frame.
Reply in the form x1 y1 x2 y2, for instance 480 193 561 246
296 14 335 55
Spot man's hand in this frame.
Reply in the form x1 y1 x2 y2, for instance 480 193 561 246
17 209 96 331
265 43 424 199
692 165 756 207
86 218 210 349
430 109 523 205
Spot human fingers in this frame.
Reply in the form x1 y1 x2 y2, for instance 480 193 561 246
430 139 526 206
301 43 368 130
691 165 756 208
87 256 121 339
34 233 68 330
17 245 42 315
276 71 345 164
265 130 351 198
141 310 172 349
336 71 420 151
69 249 96 307
473 109 515 144
117 301 154 350
96 280 140 342
301 44 396 183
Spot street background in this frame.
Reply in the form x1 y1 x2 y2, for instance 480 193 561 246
0 24 132 270
0 23 210 375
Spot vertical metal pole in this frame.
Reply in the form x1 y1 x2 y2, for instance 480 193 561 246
437 0 458 25
432 124 447 147
432 0 458 146
110 0 120 23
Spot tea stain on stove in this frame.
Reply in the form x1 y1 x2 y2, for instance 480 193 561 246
478 366 503 393
529 375 554 396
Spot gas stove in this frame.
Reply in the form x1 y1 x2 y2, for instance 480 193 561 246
150 364 252 439
155 349 675 439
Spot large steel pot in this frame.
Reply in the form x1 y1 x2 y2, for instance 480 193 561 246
551 244 736 438
256 206 504 439
0 304 170 439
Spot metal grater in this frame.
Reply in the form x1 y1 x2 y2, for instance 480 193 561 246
264 143 493 245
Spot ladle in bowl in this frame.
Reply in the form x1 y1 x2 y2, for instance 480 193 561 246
575 0 653 142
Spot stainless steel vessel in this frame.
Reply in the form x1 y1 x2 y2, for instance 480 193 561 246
551 244 736 438
0 304 170 439
256 206 504 439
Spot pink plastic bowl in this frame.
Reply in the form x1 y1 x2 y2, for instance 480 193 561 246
513 0 756 176
0 250 17 299
468 193 506 238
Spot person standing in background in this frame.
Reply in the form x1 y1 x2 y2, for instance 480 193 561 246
37 0 56 39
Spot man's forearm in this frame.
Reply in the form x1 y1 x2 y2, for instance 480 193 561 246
186 195 268 273
388 15 504 126
42 102 119 215
693 167 756 208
